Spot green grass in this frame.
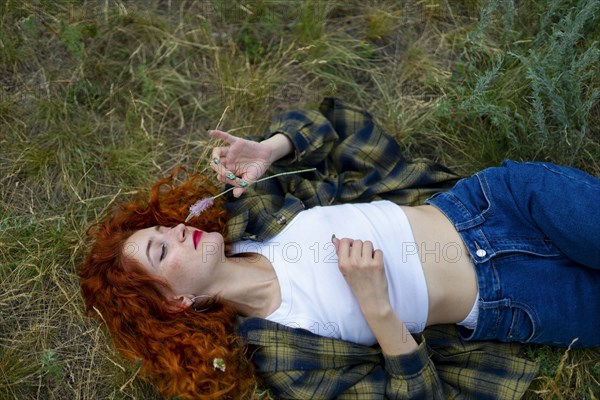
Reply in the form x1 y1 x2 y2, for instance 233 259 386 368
1 0 598 398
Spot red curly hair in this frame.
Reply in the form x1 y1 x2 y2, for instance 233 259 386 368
78 169 257 399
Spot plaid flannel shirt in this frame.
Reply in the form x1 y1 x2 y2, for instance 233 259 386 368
228 98 539 399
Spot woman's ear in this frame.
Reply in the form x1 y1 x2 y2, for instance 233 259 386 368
166 294 193 313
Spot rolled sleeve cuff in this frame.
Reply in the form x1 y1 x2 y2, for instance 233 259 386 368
264 111 314 160
265 109 337 166
383 335 431 376
270 127 310 164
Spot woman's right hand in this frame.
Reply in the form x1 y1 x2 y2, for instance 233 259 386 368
209 130 273 197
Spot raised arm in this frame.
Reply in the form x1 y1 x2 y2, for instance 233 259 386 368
221 98 460 242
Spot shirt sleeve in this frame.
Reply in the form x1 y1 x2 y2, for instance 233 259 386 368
263 97 403 173
381 329 540 399
264 108 340 167
244 331 446 399
238 319 538 400
382 335 446 399
262 97 460 206
239 318 444 399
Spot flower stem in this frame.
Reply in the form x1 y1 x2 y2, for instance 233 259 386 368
211 186 235 200
212 167 316 200
184 167 317 223
254 167 317 183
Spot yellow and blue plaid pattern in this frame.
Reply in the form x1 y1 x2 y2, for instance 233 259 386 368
238 319 538 399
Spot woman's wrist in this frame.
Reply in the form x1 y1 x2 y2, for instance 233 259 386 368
356 288 394 319
362 305 419 356
261 133 293 163
360 299 394 320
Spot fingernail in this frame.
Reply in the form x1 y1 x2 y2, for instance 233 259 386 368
238 180 248 188
233 192 241 198
213 157 220 165
226 172 236 180
331 234 336 243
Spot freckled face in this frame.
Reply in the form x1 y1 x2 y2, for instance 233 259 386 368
123 224 225 296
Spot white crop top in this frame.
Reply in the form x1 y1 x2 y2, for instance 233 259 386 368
231 200 429 346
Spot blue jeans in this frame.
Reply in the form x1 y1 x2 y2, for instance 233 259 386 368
425 160 600 348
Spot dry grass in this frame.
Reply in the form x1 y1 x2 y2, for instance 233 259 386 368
1 0 598 398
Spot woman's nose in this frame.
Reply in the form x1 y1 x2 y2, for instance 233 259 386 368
172 223 186 242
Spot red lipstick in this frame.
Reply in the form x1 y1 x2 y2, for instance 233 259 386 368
193 230 203 249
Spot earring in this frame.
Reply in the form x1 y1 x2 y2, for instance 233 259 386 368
190 294 215 313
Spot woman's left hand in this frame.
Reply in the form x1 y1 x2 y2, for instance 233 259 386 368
333 237 391 315
333 237 419 356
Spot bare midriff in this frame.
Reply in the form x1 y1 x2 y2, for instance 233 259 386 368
401 205 479 327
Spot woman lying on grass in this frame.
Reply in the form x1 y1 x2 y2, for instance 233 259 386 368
79 98 600 400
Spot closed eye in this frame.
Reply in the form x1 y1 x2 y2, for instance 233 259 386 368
159 243 167 261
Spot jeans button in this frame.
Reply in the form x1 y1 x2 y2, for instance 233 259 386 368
476 249 487 258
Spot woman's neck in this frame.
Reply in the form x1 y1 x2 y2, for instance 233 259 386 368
211 253 281 318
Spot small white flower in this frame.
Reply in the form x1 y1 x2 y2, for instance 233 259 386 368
212 357 226 372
